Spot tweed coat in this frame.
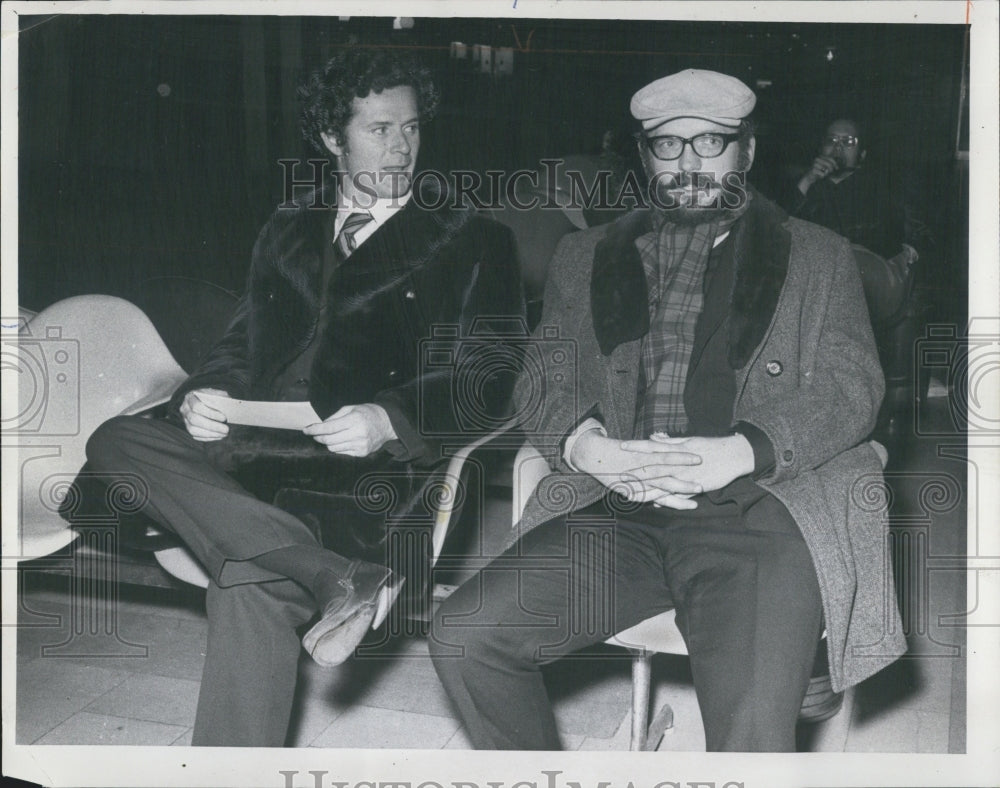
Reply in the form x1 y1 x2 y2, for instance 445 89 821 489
510 192 906 692
163 178 524 575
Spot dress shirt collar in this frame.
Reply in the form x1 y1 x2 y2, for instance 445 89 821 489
334 189 412 239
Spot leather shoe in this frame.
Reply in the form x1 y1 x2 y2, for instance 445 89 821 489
302 559 401 667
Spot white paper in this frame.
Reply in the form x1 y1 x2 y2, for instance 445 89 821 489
198 393 321 430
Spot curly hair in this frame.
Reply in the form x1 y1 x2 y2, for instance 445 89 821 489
298 46 440 155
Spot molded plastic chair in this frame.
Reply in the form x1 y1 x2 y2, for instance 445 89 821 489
7 295 189 558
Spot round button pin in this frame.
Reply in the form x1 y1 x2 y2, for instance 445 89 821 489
766 360 783 376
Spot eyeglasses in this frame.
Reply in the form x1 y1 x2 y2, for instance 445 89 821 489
823 134 859 148
635 132 742 161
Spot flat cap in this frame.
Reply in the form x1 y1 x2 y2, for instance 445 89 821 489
631 69 756 130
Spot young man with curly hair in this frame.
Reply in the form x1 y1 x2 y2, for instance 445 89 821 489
86 46 522 746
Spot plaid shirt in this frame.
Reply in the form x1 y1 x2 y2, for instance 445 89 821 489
634 198 750 438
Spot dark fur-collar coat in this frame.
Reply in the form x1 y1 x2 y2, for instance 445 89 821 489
169 178 524 461
165 179 524 575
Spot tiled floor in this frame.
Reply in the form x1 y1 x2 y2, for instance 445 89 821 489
12 400 967 752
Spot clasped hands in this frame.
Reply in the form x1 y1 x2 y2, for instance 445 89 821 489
569 429 755 510
180 389 396 456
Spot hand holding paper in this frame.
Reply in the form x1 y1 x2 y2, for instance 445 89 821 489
302 403 397 457
180 389 231 441
195 393 321 431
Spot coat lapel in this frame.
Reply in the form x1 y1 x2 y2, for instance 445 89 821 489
726 191 791 369
589 189 792 372
249 180 333 378
271 177 477 334
346 180 476 275
589 209 652 356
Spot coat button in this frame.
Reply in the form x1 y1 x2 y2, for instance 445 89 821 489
267 292 276 302
782 450 793 462
388 369 398 379
766 360 783 376
405 289 416 300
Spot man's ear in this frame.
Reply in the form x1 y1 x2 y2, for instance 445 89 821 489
320 132 344 157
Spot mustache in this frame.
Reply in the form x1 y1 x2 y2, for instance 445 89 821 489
650 171 725 191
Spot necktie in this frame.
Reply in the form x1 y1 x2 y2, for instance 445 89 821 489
337 211 373 257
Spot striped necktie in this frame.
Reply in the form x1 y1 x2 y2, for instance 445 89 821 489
337 211 373 257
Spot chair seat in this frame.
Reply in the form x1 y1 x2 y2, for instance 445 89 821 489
605 608 688 655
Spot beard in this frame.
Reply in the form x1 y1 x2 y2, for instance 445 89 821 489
661 205 733 225
661 206 732 227
649 170 748 226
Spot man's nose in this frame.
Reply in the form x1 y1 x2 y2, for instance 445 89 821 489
677 141 702 172
388 128 410 155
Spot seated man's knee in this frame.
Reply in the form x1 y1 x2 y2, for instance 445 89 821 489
429 582 556 668
85 415 142 468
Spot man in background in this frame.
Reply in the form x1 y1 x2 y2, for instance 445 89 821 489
784 117 923 271
783 117 934 439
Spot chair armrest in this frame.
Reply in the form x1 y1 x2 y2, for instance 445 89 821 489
430 420 522 566
511 442 553 526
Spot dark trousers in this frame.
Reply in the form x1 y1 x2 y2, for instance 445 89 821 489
85 416 331 746
429 488 823 751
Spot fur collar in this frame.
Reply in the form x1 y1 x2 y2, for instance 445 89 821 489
589 187 791 369
265 174 477 308
250 175 477 369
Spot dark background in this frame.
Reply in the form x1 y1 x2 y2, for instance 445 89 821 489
18 15 968 322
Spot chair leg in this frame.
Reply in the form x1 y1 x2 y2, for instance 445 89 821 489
645 702 674 751
630 651 651 750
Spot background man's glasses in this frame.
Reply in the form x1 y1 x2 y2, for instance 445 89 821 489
636 132 741 161
823 134 859 148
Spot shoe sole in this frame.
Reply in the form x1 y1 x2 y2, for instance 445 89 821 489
308 605 378 667
304 577 405 667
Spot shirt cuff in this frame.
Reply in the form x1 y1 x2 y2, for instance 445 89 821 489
563 418 607 471
732 421 776 478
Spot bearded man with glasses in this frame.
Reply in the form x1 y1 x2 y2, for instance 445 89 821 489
430 69 905 752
